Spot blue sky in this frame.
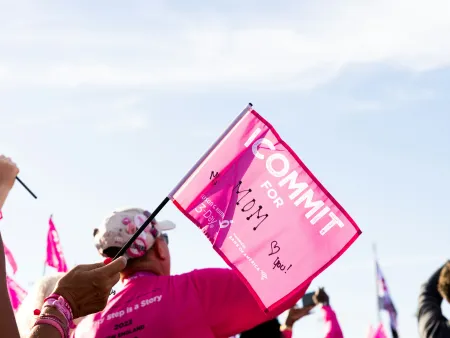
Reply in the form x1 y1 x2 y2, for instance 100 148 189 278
1 1 449 337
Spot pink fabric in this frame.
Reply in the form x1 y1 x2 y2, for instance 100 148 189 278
73 269 309 338
46 217 68 272
322 305 343 338
3 243 17 275
6 275 27 312
282 330 292 338
170 106 361 310
368 324 388 338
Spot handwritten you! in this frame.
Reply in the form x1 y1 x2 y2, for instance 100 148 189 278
269 240 292 274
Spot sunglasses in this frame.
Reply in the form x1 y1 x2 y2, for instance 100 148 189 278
161 233 169 245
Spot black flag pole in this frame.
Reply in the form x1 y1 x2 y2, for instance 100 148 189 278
15 177 37 199
114 104 253 260
113 197 170 260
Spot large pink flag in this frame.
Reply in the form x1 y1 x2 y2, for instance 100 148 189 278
3 244 18 275
46 216 68 272
6 275 27 312
170 104 361 310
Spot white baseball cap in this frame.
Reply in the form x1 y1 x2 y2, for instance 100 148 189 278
93 207 175 259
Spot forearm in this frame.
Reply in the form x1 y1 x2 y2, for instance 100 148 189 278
0 232 20 338
0 190 8 210
0 286 20 338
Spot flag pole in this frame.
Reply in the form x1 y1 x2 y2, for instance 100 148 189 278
113 197 170 259
373 243 382 324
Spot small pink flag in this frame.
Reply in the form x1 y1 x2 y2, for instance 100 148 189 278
3 244 18 275
170 104 361 310
6 275 27 312
368 324 388 338
46 216 68 272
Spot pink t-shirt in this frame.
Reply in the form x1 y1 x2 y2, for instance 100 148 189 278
73 268 308 338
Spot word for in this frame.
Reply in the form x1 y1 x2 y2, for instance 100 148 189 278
200 194 225 219
269 241 292 274
228 233 267 281
261 181 284 208
210 171 220 185
233 181 269 231
106 324 145 338
105 295 162 321
244 128 345 236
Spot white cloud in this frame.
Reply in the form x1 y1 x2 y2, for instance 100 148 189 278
97 113 149 133
0 0 449 90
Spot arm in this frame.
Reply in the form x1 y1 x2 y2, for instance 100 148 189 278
417 265 450 338
191 268 309 337
0 158 21 337
0 233 20 338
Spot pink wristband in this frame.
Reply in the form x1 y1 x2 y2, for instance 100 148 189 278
34 317 68 338
43 295 74 328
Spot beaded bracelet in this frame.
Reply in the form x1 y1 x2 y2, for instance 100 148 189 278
33 315 69 338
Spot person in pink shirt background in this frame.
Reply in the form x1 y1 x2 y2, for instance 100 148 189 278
313 288 344 338
73 207 310 338
238 287 343 338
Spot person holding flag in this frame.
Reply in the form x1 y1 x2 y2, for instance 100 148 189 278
73 207 311 338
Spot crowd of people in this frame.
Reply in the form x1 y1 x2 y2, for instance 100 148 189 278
0 154 448 337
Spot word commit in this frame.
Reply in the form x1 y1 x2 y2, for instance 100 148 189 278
244 128 345 236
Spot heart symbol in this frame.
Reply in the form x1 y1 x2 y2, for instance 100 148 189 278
269 241 281 256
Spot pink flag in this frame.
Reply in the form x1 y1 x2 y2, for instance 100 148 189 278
6 275 27 312
376 262 398 337
46 217 68 272
368 324 388 338
3 244 18 275
170 104 361 310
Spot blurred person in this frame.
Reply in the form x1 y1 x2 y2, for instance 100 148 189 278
417 261 450 338
313 287 344 338
16 273 85 337
240 304 314 338
73 207 311 338
28 257 126 338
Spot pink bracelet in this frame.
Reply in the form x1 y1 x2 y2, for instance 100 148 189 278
34 317 68 338
43 295 74 328
44 294 74 319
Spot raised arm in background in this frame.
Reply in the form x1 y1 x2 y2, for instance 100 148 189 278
0 155 21 338
417 262 450 338
313 288 344 338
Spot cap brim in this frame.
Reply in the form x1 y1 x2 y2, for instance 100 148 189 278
155 220 176 232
